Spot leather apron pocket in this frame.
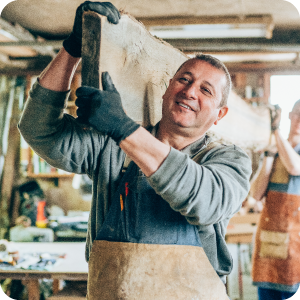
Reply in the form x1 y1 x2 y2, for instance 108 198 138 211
259 230 289 259
87 240 229 300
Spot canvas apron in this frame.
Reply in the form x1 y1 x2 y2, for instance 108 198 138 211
252 151 300 286
87 159 229 300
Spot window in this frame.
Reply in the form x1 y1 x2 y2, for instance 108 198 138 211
270 75 300 138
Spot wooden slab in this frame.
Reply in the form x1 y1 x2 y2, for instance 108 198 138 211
82 11 187 127
81 12 271 150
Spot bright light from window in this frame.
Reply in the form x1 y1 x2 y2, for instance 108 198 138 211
270 75 300 139
149 24 268 39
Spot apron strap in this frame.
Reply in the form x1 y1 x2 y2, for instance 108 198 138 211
122 154 132 173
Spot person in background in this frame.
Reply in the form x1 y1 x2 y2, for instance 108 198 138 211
250 101 300 300
18 1 252 298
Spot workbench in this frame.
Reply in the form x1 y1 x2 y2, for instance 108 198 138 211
0 215 259 300
0 242 88 300
226 213 259 244
225 213 260 300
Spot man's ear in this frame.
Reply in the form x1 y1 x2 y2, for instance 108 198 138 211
214 106 228 125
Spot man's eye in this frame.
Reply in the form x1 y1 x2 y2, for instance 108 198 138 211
179 78 189 83
201 86 212 95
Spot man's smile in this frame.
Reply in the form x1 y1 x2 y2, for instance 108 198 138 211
176 101 196 112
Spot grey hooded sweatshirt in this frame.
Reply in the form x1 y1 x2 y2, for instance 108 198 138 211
18 81 252 283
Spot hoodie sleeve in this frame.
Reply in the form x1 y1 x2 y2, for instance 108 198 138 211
147 144 252 226
18 80 107 176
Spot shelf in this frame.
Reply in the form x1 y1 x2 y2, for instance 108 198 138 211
231 71 270 106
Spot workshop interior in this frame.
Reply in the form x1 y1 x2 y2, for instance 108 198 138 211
0 0 300 299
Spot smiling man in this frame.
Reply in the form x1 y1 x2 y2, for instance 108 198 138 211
115 55 231 178
18 1 252 299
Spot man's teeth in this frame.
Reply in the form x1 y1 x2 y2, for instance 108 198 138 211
179 103 191 110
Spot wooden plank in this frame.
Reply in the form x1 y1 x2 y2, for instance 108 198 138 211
81 13 101 88
82 11 187 127
81 12 271 150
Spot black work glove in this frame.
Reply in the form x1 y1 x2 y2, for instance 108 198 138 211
76 72 140 144
63 1 120 57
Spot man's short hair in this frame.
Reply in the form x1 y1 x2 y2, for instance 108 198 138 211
175 53 232 108
292 99 300 111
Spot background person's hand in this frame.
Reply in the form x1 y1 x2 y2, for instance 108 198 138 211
263 144 278 157
270 104 281 132
75 72 140 144
63 1 120 57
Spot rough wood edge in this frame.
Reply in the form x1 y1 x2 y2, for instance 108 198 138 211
82 12 101 88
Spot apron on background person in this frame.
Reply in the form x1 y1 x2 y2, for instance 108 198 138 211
252 144 300 291
87 148 229 299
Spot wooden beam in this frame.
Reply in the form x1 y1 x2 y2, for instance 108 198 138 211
0 52 30 69
138 14 274 28
167 40 300 53
203 52 297 60
226 61 300 73
0 40 63 47
0 33 37 57
0 18 57 57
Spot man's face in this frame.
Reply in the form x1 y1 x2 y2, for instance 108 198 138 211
161 59 228 137
289 103 300 135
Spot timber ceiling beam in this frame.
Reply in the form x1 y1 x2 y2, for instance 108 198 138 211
166 40 300 53
139 14 273 27
139 14 274 39
0 18 57 57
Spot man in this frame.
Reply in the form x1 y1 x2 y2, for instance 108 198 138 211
250 101 300 300
19 1 251 299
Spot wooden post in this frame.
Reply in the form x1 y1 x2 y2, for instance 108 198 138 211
24 279 40 300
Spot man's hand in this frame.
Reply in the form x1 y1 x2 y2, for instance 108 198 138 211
63 1 120 57
270 104 281 132
75 72 140 144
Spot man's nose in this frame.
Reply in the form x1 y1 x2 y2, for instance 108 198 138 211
182 83 197 100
